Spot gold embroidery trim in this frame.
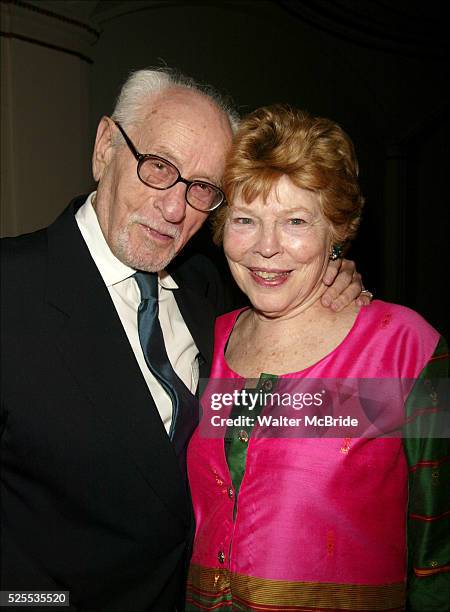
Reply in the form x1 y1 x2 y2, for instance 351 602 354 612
414 564 450 577
187 564 405 609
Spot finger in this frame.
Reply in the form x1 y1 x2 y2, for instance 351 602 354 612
323 272 363 311
339 258 357 275
330 282 362 311
356 289 374 307
356 295 372 307
321 268 356 307
322 258 342 286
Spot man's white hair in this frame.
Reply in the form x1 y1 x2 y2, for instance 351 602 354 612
110 67 239 142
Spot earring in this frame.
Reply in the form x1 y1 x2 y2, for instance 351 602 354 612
329 244 343 261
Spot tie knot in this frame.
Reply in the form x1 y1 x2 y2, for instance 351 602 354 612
134 271 159 301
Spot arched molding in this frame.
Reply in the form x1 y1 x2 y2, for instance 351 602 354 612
0 0 99 62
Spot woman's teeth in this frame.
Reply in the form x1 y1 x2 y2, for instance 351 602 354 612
253 270 289 280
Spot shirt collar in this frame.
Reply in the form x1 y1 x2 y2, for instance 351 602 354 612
159 269 179 290
75 192 178 290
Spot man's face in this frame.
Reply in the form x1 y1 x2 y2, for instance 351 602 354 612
92 88 233 271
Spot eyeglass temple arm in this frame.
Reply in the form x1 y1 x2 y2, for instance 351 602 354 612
113 120 142 161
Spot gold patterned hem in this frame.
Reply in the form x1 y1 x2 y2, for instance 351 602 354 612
186 565 406 611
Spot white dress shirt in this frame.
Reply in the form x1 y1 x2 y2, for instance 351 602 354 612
75 193 199 432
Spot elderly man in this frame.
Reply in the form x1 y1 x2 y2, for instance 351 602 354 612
1 69 365 610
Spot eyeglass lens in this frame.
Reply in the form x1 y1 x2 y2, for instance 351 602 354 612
138 157 222 210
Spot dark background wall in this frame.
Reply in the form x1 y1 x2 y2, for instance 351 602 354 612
1 0 448 338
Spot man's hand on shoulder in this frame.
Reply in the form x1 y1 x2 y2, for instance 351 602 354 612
321 258 372 312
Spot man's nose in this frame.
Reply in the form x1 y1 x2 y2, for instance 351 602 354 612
158 183 187 223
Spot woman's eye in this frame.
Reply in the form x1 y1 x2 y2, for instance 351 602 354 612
288 218 306 225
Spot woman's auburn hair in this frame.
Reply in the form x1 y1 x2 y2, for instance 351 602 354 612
213 104 364 248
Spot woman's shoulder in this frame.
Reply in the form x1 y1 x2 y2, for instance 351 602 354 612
361 299 442 359
365 300 439 335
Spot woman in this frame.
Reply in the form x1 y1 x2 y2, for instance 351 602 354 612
185 105 449 611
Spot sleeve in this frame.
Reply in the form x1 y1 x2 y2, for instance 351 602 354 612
403 336 450 611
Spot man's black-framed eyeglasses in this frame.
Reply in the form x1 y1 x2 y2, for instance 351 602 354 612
113 120 225 212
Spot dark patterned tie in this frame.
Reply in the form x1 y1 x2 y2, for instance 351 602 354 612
134 271 198 477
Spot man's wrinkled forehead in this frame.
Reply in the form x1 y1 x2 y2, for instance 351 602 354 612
138 87 231 136
131 88 233 182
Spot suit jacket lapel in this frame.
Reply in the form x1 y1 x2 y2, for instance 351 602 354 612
45 200 189 524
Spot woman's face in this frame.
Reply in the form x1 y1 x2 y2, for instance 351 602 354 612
224 175 332 319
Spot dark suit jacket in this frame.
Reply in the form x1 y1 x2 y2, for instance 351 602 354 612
0 197 228 611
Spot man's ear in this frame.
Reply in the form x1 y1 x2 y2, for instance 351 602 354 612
92 116 115 182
